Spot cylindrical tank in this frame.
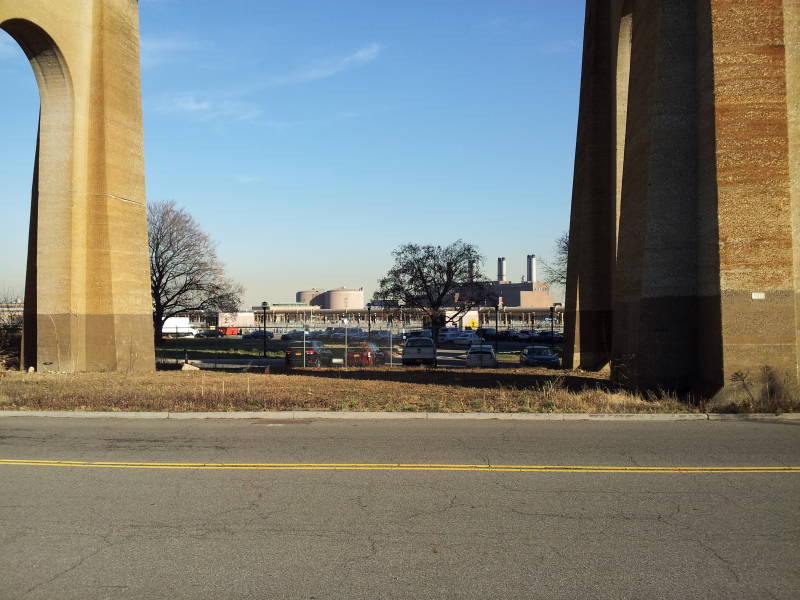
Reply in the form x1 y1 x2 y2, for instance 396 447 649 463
297 289 323 305
324 288 365 310
497 257 507 282
527 254 538 283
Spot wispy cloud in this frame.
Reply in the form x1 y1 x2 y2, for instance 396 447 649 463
149 92 295 130
234 175 264 184
151 92 263 122
140 34 200 69
270 43 382 86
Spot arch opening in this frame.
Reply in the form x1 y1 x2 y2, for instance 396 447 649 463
0 18 74 370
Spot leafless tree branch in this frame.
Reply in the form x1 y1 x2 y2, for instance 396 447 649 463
148 200 243 343
373 240 489 343
541 231 569 287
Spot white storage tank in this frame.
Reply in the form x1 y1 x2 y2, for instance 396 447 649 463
296 289 323 306
324 287 365 310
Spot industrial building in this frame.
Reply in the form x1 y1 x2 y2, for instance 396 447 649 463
221 305 560 333
209 254 556 332
486 254 555 309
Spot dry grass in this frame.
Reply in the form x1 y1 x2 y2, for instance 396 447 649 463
0 367 704 414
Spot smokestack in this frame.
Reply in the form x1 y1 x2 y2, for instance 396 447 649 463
497 257 507 282
468 260 476 283
527 254 538 283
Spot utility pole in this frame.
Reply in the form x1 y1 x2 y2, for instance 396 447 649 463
261 302 269 359
494 303 499 354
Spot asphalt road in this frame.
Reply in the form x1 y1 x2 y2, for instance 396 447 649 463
1 417 798 599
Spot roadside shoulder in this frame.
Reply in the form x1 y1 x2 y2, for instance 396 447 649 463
1 410 798 421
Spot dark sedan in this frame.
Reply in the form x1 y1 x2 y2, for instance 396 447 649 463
243 330 274 340
195 329 224 338
281 330 308 341
520 345 562 368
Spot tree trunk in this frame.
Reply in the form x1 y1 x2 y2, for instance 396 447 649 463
430 309 441 349
153 308 164 346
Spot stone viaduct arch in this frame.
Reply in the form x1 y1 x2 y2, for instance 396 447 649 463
564 0 800 393
0 0 154 373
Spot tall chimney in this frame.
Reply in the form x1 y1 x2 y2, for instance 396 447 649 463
497 257 507 282
527 254 538 283
468 260 476 283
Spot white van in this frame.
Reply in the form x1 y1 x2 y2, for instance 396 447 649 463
402 337 437 366
161 316 198 338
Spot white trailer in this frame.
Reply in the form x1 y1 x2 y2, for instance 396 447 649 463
161 317 198 338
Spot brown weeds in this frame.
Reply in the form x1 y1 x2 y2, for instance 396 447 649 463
0 367 714 414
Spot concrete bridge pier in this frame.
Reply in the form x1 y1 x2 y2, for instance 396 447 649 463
1 0 154 373
565 0 800 394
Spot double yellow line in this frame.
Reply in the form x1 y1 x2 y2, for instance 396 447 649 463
1 459 798 474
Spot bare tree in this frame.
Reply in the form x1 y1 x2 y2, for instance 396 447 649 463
148 200 243 344
542 231 569 287
0 289 23 370
374 240 488 345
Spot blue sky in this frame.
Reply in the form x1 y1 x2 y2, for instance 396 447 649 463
0 0 585 306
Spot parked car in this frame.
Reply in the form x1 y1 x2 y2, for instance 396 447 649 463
515 330 534 342
465 345 498 368
347 342 386 366
402 337 437 366
243 330 274 340
281 329 308 341
520 345 562 368
437 328 460 344
476 328 497 341
285 340 333 367
369 330 391 342
349 330 369 342
406 329 432 340
326 328 347 342
453 332 482 346
536 331 564 343
195 329 224 338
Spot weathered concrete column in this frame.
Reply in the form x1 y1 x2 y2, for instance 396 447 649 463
1 0 154 373
563 1 625 372
701 0 799 393
565 0 800 394
611 0 701 390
